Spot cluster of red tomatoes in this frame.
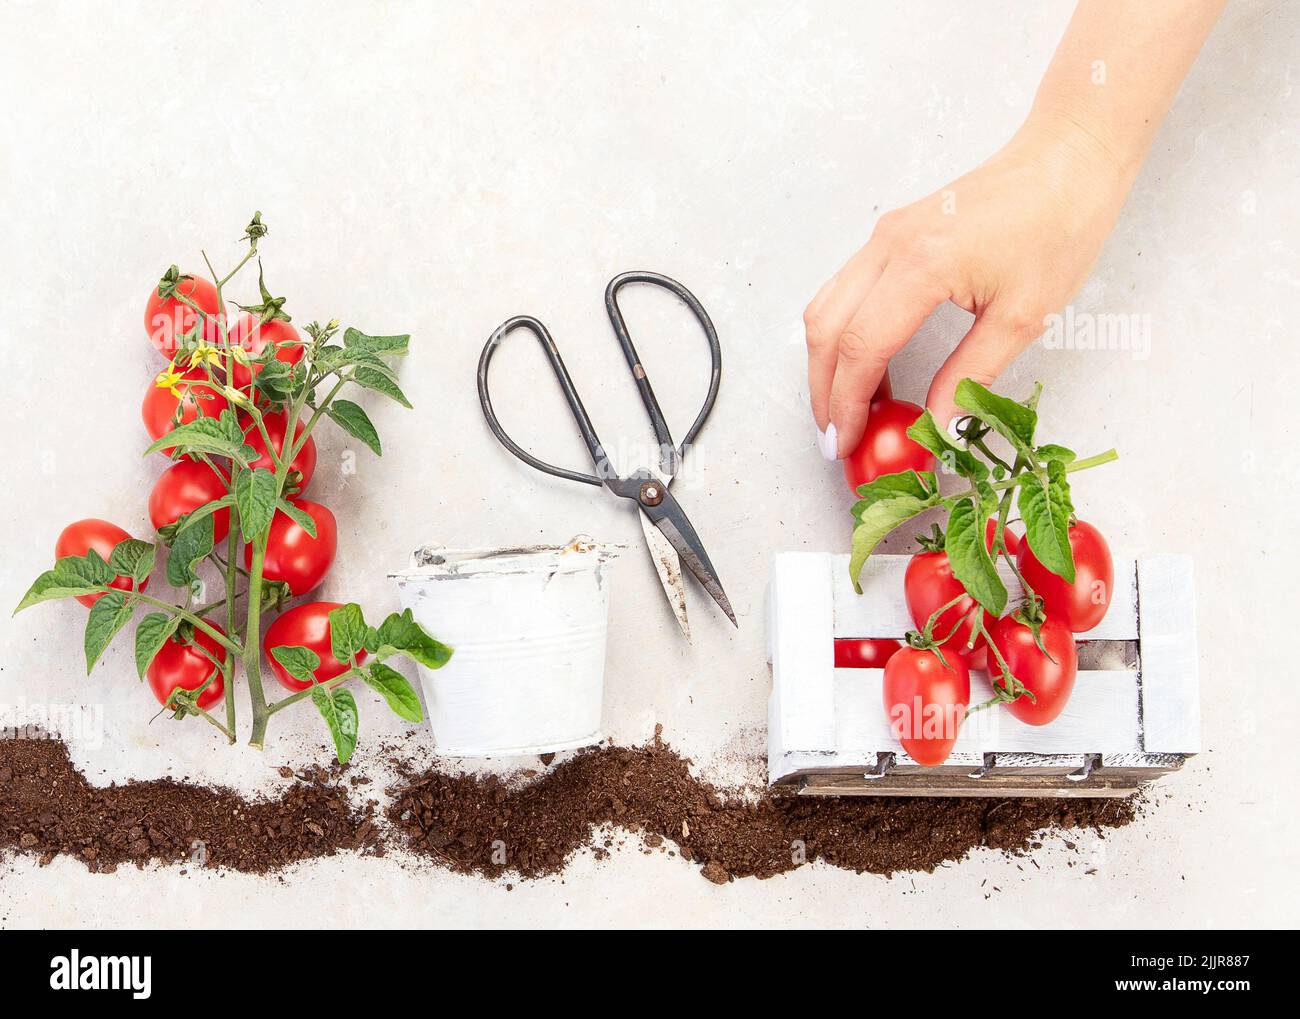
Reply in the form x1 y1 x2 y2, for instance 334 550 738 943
51 275 356 713
834 392 1114 766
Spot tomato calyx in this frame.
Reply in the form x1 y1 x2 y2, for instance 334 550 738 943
1009 598 1059 663
914 523 946 553
236 261 292 325
154 264 194 302
902 628 958 672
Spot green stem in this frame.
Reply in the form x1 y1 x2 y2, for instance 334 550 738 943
123 591 241 654
267 664 365 714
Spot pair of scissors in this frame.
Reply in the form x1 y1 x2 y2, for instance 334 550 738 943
476 271 735 638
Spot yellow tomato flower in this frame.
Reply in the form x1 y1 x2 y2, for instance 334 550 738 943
154 361 185 400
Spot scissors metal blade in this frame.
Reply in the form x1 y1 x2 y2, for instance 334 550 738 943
643 489 737 628
637 510 691 639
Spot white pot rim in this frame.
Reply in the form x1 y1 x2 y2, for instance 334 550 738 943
389 535 626 580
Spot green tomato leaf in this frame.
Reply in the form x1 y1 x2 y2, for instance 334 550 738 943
275 498 317 538
271 644 321 685
343 328 410 358
167 514 214 587
134 612 179 678
312 686 359 765
944 497 1007 615
906 411 988 481
254 359 295 401
1018 466 1076 583
850 469 936 521
364 662 424 722
352 367 412 408
849 493 938 594
84 590 134 673
235 467 279 541
13 552 116 613
328 603 369 664
108 539 156 585
142 416 250 463
1036 443 1076 465
954 378 1038 452
375 608 454 669
326 399 382 456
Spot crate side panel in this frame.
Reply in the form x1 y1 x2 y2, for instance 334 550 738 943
768 554 837 757
832 667 1141 757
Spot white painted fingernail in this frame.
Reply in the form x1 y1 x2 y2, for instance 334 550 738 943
817 422 839 461
946 417 963 441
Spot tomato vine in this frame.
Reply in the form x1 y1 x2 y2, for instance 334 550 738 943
15 213 451 763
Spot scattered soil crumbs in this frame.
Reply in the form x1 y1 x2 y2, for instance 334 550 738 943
1 729 1137 882
0 733 378 874
388 729 1137 882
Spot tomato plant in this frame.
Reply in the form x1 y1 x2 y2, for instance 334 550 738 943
242 410 316 491
988 612 1078 725
882 646 970 766
149 459 231 542
1016 518 1112 632
833 638 901 669
845 378 1119 760
144 268 222 359
264 601 367 692
54 519 147 608
246 498 337 596
17 214 451 764
148 624 229 711
843 398 936 494
142 367 229 455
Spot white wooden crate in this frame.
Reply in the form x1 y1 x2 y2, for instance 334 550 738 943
766 553 1199 797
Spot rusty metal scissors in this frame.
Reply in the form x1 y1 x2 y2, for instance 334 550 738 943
477 271 733 638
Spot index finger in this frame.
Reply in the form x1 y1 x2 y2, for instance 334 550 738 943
828 263 945 457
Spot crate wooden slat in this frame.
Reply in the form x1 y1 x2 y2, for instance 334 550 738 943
766 552 1198 797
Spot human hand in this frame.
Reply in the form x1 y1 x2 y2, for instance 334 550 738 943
805 118 1130 459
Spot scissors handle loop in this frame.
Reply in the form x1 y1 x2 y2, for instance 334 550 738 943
476 315 609 488
605 271 722 474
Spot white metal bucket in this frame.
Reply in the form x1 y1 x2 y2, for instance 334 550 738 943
389 537 622 757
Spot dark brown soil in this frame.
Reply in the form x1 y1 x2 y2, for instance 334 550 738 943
0 730 378 874
1 727 1138 882
388 727 1138 881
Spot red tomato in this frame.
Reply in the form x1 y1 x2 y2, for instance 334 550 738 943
55 519 148 609
247 498 336 596
964 645 989 671
984 518 1020 558
240 411 317 491
882 647 970 766
263 601 366 692
989 614 1078 726
147 624 228 711
834 638 901 669
148 460 230 541
843 398 936 495
1015 519 1113 633
142 369 229 455
144 273 222 360
227 315 305 390
905 550 993 654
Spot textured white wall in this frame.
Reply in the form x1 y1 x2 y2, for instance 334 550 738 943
0 0 1296 928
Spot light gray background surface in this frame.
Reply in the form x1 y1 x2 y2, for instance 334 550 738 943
1 0 1296 928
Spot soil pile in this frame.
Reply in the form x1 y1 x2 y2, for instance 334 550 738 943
388 729 1136 882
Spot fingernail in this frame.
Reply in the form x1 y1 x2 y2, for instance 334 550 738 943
946 417 962 441
817 422 838 461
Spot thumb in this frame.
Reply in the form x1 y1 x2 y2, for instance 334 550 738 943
925 309 1042 427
